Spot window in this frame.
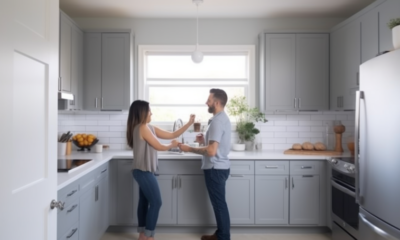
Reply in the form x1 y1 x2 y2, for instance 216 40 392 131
138 45 255 122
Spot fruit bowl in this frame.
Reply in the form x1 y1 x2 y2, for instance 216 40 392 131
72 139 99 151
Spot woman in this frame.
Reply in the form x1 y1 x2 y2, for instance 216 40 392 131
126 100 195 240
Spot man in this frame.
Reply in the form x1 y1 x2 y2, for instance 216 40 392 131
179 88 231 240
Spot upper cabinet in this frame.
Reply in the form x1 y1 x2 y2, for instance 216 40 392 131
83 32 132 111
330 0 400 110
59 11 83 110
263 33 329 111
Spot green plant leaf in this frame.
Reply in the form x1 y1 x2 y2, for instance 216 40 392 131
388 18 400 29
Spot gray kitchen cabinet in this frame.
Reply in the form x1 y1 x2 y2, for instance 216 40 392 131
116 160 135 225
57 180 80 240
83 32 131 111
155 175 178 225
59 11 83 110
96 165 110 239
361 8 379 64
79 184 97 240
289 175 320 225
177 175 215 225
226 174 255 224
264 33 329 111
377 0 400 52
255 175 289 225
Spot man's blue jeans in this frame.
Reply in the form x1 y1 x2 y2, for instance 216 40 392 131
204 168 231 240
132 169 162 238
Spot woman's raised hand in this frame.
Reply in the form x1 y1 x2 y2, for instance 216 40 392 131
188 114 196 125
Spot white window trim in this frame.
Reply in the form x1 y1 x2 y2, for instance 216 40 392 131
138 45 256 107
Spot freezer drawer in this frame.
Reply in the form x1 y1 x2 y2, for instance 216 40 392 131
359 208 400 240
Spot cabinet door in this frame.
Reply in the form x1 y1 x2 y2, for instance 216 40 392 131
59 13 71 92
97 175 109 238
177 175 215 225
264 34 296 111
79 186 97 240
290 175 320 225
101 33 130 110
295 34 329 110
226 175 254 224
83 33 102 111
156 175 178 225
378 0 400 52
116 160 135 225
361 8 379 64
255 175 289 225
69 25 83 110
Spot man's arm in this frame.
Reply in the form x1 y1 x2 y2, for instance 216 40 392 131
179 140 219 157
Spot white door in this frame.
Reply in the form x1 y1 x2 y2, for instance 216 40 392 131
0 0 59 239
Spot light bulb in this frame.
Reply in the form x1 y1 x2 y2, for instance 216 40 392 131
191 50 203 63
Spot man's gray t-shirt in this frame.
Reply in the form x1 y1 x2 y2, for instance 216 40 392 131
202 111 231 169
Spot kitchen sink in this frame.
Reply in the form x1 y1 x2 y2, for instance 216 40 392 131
158 151 185 155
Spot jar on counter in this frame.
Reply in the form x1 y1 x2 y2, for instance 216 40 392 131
324 121 335 150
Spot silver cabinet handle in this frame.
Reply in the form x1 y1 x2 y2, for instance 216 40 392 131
294 98 296 108
95 186 98 202
231 174 244 177
302 175 313 178
174 176 178 189
50 200 65 211
179 176 181 188
66 228 78 239
331 180 355 198
292 177 294 189
355 91 364 204
301 166 312 169
101 169 107 173
359 214 397 240
285 177 288 189
265 166 279 169
67 204 78 213
172 176 175 189
67 190 77 197
95 98 98 108
58 77 61 91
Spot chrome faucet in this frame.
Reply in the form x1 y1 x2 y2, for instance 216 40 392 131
171 118 185 152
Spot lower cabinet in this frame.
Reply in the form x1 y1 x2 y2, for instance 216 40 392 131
79 185 97 240
290 175 320 225
226 174 255 224
255 175 289 225
116 160 135 225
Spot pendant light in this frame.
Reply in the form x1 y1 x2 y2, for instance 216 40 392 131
191 0 203 63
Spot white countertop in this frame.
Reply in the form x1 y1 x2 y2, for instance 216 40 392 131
58 149 351 190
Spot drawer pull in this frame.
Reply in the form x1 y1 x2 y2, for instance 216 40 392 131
67 228 78 239
302 175 314 178
67 190 77 197
67 204 78 213
101 169 107 173
265 166 279 169
231 174 244 177
301 166 312 169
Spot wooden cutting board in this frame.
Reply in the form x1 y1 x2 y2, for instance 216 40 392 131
284 149 342 156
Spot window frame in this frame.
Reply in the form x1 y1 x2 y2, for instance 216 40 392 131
138 45 256 123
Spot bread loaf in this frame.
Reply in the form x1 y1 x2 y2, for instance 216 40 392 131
292 143 302 150
314 142 327 151
302 142 314 150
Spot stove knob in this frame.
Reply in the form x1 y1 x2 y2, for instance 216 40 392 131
331 159 338 164
347 165 355 173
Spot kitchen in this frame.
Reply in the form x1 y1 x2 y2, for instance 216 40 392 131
1 0 400 240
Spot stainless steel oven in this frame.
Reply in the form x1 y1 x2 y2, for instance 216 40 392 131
330 157 359 240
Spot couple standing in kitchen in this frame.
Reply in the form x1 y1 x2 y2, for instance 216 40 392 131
126 88 231 240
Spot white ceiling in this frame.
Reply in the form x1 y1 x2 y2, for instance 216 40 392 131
60 0 375 19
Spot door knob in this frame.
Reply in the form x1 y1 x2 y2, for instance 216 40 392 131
50 200 65 210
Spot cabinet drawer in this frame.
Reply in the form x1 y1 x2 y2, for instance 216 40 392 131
158 160 203 174
58 180 79 205
290 161 322 175
57 198 79 239
58 222 79 240
97 162 109 180
230 161 254 175
255 161 289 175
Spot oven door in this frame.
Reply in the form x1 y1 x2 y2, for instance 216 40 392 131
331 178 359 239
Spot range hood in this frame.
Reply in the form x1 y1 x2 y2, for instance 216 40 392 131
58 91 74 100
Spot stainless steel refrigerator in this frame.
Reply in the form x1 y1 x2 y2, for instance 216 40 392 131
356 49 400 240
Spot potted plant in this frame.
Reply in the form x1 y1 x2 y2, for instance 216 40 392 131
388 18 400 50
226 96 267 151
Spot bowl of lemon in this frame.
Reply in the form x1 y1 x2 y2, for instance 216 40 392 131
72 133 99 151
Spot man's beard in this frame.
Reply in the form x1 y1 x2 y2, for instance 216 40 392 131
208 105 215 113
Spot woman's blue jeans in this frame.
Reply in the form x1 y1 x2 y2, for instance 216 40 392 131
132 169 162 238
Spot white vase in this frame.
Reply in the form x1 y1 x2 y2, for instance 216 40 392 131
245 141 254 151
393 25 400 50
232 143 245 151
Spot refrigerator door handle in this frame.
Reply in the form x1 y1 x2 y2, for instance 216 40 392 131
355 90 364 204
360 213 398 240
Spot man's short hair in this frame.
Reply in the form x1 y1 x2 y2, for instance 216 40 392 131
210 88 228 106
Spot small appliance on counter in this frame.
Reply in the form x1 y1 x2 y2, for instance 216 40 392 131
57 159 92 173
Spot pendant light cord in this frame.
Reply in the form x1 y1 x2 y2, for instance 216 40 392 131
196 4 199 50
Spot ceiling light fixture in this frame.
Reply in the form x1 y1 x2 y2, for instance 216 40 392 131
191 0 203 64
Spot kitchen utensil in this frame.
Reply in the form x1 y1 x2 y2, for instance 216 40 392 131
58 142 67 155
333 121 345 152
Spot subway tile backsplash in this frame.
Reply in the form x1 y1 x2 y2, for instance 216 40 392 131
58 111 356 151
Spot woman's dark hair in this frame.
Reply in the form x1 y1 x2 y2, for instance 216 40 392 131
126 100 150 148
210 88 228 106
